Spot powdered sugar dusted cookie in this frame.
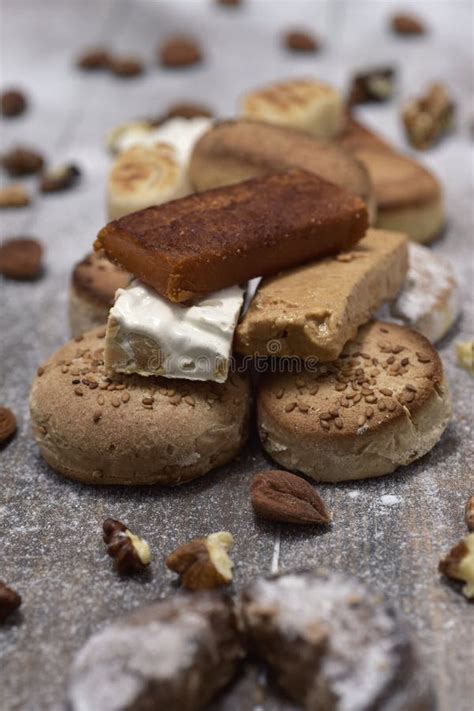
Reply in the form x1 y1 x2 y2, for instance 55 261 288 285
240 569 434 711
70 592 244 711
391 243 459 343
258 321 451 482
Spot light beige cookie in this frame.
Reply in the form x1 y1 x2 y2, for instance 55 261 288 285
107 142 190 220
69 251 131 337
258 321 451 482
29 328 250 485
241 78 344 138
189 119 375 220
391 243 460 342
338 116 444 243
236 229 408 361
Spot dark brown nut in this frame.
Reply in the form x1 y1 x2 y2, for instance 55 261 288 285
2 146 44 176
0 582 22 623
402 83 455 149
284 30 320 53
391 13 426 36
0 184 30 208
148 101 213 126
0 407 17 444
159 36 202 68
76 47 110 70
1 89 27 117
102 518 151 574
109 55 144 78
439 533 474 599
250 470 331 525
240 569 433 710
348 67 396 105
166 532 234 590
69 592 245 711
0 238 43 279
40 164 81 193
216 0 242 6
465 496 474 531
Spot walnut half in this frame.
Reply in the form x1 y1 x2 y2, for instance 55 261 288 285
439 533 474 600
166 531 234 590
102 518 151 575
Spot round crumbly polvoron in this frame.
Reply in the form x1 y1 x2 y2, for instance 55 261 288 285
240 569 434 711
69 251 131 337
29 328 250 485
390 243 460 343
257 321 451 482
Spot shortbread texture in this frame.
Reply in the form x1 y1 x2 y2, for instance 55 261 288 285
258 321 451 482
29 328 250 485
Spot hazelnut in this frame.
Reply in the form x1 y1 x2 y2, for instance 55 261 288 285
2 146 44 176
76 47 110 70
102 518 151 574
439 533 474 600
0 581 22 622
166 531 234 590
109 56 144 78
1 89 27 117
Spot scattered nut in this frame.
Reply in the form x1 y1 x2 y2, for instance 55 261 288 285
1 89 27 117
456 340 473 376
0 237 43 279
102 518 151 574
250 470 331 525
0 581 22 622
0 407 17 445
284 30 320 53
109 55 144 78
148 101 213 126
166 531 234 590
159 36 202 68
0 184 30 208
465 496 474 532
216 0 242 6
402 83 455 150
348 67 395 105
2 146 44 176
439 533 474 600
40 164 81 193
76 47 110 70
391 13 426 36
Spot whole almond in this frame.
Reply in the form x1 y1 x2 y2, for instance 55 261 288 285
465 496 474 531
250 470 331 525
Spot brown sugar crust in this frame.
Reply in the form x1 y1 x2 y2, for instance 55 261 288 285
258 321 451 482
189 119 374 217
72 251 131 307
95 169 368 302
29 328 251 485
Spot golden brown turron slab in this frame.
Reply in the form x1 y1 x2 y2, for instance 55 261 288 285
95 169 368 303
236 228 408 361
189 119 375 218
258 321 451 482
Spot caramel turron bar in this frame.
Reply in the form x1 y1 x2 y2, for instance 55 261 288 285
95 169 368 303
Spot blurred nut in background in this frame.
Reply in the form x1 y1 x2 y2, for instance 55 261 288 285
0 237 43 279
102 518 151 574
0 184 31 209
2 146 44 176
439 533 474 600
0 582 22 623
76 47 110 70
109 55 144 78
284 30 320 53
40 164 81 193
1 89 27 117
149 101 214 125
0 406 17 445
391 13 426 36
348 67 396 105
402 83 455 149
159 36 203 68
166 531 234 590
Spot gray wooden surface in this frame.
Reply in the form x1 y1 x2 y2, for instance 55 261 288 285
1 1 473 709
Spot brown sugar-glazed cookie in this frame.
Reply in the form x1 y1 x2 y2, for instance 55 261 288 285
69 251 131 337
69 592 245 711
337 116 443 243
29 328 251 485
240 569 434 710
257 321 451 482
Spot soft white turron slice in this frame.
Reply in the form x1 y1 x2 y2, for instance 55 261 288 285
105 281 245 382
